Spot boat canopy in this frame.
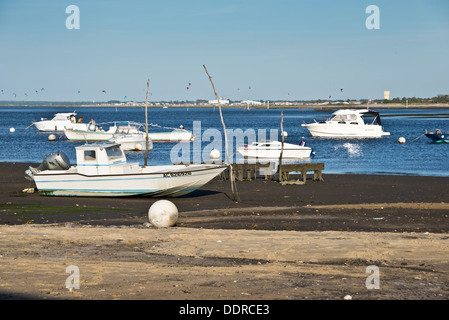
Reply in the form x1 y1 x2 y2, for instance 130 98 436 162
360 111 382 125
330 109 382 125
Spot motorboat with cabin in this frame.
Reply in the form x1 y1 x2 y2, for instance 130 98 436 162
237 140 314 159
34 112 90 132
25 142 227 197
301 109 390 138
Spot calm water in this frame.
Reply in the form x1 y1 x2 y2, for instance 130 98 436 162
1 106 448 177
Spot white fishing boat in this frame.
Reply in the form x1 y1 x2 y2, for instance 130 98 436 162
64 122 194 142
34 112 89 132
64 121 152 151
25 143 227 197
237 141 314 159
301 109 390 138
64 121 137 141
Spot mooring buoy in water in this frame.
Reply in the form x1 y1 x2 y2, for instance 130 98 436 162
48 134 56 141
398 137 406 144
210 149 220 160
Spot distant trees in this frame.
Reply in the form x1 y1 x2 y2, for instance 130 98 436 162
431 94 449 103
380 95 449 104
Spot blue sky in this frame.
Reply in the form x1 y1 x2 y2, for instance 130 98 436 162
0 0 448 102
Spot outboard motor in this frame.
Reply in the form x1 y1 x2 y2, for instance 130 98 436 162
25 151 70 181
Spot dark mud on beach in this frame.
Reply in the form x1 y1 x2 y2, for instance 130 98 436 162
1 162 448 233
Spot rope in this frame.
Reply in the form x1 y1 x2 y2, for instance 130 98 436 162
408 133 425 143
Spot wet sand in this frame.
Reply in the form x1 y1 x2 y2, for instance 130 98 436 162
0 162 448 302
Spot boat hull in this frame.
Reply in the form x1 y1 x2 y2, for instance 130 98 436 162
32 164 226 197
237 148 312 159
110 134 152 151
35 122 89 132
65 128 193 142
425 133 449 143
64 128 113 141
148 131 194 142
302 123 389 138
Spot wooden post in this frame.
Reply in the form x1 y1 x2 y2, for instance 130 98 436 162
278 111 284 182
144 79 150 167
203 65 240 202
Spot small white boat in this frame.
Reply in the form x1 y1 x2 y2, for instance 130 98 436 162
65 122 194 143
237 141 314 159
34 112 89 132
64 122 152 151
301 109 390 138
64 122 137 141
25 143 227 197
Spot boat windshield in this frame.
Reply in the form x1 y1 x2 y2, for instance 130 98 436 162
106 146 124 160
331 114 358 122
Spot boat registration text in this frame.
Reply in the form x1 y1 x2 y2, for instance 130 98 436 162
163 171 192 178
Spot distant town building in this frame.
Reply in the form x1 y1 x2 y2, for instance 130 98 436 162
208 98 230 105
240 100 262 105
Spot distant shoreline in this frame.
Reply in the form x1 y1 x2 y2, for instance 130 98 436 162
1 103 449 109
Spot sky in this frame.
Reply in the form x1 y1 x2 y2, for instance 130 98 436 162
0 0 448 102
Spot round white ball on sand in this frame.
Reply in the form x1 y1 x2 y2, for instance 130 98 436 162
210 149 220 159
148 200 178 228
398 137 406 144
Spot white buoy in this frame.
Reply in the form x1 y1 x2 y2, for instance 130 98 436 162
134 143 143 151
148 200 178 228
398 137 406 144
9 127 15 133
48 134 56 141
282 131 288 137
210 149 220 160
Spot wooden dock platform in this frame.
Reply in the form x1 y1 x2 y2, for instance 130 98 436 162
173 161 325 184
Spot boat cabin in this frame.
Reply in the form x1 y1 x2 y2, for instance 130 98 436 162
75 143 139 175
42 112 78 123
329 110 382 126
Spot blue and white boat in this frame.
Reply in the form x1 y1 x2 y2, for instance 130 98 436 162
25 143 226 197
425 129 449 143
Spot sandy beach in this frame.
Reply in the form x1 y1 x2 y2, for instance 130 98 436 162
0 162 448 302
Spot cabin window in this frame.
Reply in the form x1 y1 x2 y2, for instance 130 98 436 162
106 146 124 159
332 115 345 122
84 150 96 161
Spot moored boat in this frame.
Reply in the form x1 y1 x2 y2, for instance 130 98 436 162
425 129 449 143
237 140 314 159
64 122 194 142
34 112 89 132
301 109 390 138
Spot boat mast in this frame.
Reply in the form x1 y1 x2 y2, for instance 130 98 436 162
144 79 150 167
